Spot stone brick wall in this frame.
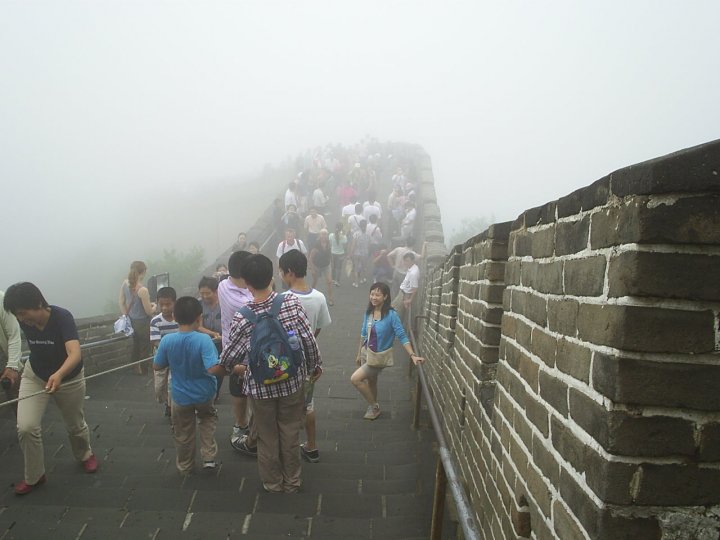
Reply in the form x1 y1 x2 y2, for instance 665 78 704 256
415 139 720 539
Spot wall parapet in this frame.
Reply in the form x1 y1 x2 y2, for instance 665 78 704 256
415 138 720 539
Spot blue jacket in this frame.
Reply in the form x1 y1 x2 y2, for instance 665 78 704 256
360 309 409 352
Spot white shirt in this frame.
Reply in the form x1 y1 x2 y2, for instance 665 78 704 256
284 289 331 333
348 214 364 234
276 239 307 258
400 264 420 293
312 188 329 208
341 203 356 218
284 188 298 210
362 203 381 221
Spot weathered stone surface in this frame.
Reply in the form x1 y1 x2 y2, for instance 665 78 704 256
555 217 590 255
555 338 591 384
610 138 720 197
577 304 715 354
591 195 720 248
593 353 720 411
564 255 606 297
608 251 720 301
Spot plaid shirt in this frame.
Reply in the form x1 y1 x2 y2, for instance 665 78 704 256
219 291 321 400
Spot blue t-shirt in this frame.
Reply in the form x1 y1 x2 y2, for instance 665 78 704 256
153 331 219 406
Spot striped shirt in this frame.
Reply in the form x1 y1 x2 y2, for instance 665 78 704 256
219 291 321 400
150 313 179 343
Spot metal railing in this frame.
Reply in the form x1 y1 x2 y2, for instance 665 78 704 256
407 306 481 540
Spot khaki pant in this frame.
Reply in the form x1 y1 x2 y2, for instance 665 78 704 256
154 367 170 405
17 363 92 484
171 398 218 474
252 388 305 492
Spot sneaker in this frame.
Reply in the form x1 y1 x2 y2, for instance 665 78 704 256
300 444 320 463
332 280 339 286
230 424 247 445
262 482 283 493
360 278 367 284
15 474 46 495
363 403 381 420
231 434 258 457
203 460 217 469
82 454 99 473
352 282 359 288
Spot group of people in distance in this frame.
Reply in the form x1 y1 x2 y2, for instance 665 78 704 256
0 141 426 496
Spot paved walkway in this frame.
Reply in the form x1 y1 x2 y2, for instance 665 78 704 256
0 278 440 539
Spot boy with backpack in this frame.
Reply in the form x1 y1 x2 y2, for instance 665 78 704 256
153 296 225 474
220 254 322 493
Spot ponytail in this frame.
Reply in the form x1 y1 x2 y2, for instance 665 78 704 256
128 261 147 291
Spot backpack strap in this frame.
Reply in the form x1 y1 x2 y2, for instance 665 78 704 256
269 293 286 318
239 305 257 324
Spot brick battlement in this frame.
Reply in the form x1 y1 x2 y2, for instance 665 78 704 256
413 139 720 539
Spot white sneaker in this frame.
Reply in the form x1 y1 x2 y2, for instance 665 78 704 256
203 460 217 469
363 403 381 420
231 424 247 444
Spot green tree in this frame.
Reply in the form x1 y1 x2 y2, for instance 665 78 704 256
147 247 206 296
446 216 494 249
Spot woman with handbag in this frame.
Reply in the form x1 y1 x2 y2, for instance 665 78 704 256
118 261 156 374
350 282 423 420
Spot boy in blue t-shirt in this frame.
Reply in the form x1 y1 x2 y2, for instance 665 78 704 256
153 296 225 474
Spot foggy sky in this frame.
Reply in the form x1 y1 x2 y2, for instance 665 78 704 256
2 1 720 315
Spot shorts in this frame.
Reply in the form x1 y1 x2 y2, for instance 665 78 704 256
228 373 247 397
359 363 385 378
304 380 315 413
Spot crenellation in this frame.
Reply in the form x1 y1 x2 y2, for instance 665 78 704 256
414 140 720 539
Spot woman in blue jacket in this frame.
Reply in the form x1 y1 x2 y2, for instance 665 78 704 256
350 282 423 420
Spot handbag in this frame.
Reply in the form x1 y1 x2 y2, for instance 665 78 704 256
366 347 394 368
114 314 134 337
114 288 137 336
364 316 394 367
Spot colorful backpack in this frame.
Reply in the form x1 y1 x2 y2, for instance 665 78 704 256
240 294 304 385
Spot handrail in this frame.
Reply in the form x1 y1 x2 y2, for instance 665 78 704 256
407 307 482 540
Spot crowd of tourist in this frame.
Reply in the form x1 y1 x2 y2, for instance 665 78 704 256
0 142 426 496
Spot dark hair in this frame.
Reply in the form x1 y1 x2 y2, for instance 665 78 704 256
174 296 203 325
249 241 260 251
279 250 307 278
241 254 273 290
198 276 219 292
354 203 363 214
228 250 251 279
3 282 49 313
368 214 378 224
335 221 344 233
156 286 177 301
402 252 416 262
365 282 392 319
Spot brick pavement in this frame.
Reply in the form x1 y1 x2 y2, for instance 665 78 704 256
0 278 442 539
